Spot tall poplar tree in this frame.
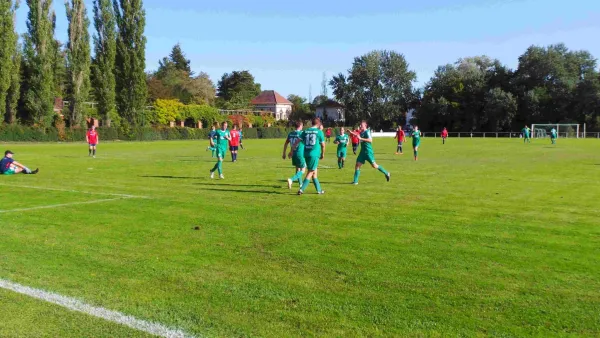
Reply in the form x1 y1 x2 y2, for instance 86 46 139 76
92 0 116 126
113 0 147 127
0 0 19 122
65 0 91 126
22 0 56 126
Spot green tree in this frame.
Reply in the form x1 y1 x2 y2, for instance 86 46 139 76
22 0 56 126
330 50 416 128
65 0 91 127
113 0 147 126
287 94 312 121
216 70 261 109
0 0 19 123
169 43 190 73
6 45 21 124
91 0 117 126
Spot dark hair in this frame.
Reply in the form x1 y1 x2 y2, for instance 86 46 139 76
295 120 303 128
312 117 321 125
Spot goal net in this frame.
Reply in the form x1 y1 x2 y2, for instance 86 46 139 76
531 124 580 139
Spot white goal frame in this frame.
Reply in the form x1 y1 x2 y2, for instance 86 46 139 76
531 124 581 139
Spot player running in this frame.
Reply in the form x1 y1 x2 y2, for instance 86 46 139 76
292 117 326 195
283 121 306 189
207 125 217 157
441 127 448 144
0 150 38 175
209 121 231 179
349 121 390 185
522 125 531 143
230 125 241 162
394 126 405 155
239 127 245 150
412 126 422 161
550 127 557 144
334 127 349 169
350 127 360 155
86 126 99 158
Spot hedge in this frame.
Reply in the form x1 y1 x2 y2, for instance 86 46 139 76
0 125 297 142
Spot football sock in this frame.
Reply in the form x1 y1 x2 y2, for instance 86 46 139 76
353 170 360 183
338 159 342 169
211 161 219 173
342 159 345 168
313 178 322 192
290 171 303 183
93 149 96 156
89 149 92 155
378 167 389 176
23 167 32 174
414 150 418 158
300 178 310 192
217 161 223 175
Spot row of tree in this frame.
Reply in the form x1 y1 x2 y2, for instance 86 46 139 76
328 45 600 131
0 0 146 128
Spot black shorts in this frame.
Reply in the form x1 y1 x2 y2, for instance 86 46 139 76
230 146 239 151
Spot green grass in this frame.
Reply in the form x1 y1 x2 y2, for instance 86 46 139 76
0 138 599 337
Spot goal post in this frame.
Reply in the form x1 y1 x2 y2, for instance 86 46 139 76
531 124 580 139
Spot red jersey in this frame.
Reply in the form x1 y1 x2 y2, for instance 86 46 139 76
326 129 332 137
86 130 98 144
442 129 448 138
230 130 240 146
396 130 405 142
351 130 360 144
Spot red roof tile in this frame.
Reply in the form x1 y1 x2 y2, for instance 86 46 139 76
251 90 292 105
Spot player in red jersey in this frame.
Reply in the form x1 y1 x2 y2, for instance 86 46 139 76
394 126 406 155
350 127 360 154
229 125 241 162
441 127 449 144
86 126 99 158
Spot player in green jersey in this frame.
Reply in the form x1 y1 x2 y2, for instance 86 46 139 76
412 125 422 161
349 120 390 185
550 127 557 144
209 121 231 179
334 127 349 169
522 125 531 143
207 125 217 157
292 117 326 195
283 121 306 189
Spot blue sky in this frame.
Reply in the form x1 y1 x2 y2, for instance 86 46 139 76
15 0 600 99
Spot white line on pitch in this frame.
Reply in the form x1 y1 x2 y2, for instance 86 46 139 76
0 183 147 199
0 278 195 338
0 198 130 214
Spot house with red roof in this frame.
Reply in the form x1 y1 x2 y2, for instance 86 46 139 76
251 90 292 121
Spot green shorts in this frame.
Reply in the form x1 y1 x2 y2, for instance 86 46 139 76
292 154 306 169
356 152 375 165
216 147 227 159
412 140 420 148
1 167 16 175
305 156 320 171
337 149 347 158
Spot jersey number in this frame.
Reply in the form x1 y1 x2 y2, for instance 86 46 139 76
305 134 317 146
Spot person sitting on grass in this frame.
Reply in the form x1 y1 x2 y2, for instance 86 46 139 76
0 150 38 175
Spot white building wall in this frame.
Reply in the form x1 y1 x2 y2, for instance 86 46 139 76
316 107 345 122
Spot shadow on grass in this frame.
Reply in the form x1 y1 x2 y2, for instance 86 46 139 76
199 187 288 195
195 182 282 188
140 175 198 180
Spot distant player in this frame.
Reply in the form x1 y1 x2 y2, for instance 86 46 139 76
412 125 422 161
394 126 405 155
325 128 332 143
522 125 531 143
550 127 557 144
209 121 231 179
293 117 326 195
350 127 360 155
229 125 241 162
86 126 99 158
441 127 448 144
239 127 245 150
207 125 217 157
334 127 349 169
349 120 390 185
283 121 306 189
0 150 38 175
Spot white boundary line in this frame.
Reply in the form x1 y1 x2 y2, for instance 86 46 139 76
0 278 195 338
0 183 147 199
0 198 129 213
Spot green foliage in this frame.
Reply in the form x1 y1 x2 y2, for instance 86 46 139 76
6 44 21 124
113 0 147 126
91 0 117 126
22 0 56 127
287 94 312 121
65 0 92 127
0 0 19 122
216 70 261 109
151 98 183 124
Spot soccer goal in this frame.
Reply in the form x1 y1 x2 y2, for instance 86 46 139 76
532 124 581 139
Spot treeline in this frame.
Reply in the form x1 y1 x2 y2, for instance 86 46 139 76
329 46 600 131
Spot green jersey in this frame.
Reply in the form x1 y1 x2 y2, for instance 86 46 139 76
335 134 349 151
523 128 531 137
300 127 325 158
215 129 230 148
551 129 557 138
358 129 373 155
287 130 303 155
412 130 421 139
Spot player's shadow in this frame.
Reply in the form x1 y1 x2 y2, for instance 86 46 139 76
195 182 281 188
140 175 199 180
200 187 287 195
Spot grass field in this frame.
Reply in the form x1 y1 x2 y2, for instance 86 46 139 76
0 137 599 337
